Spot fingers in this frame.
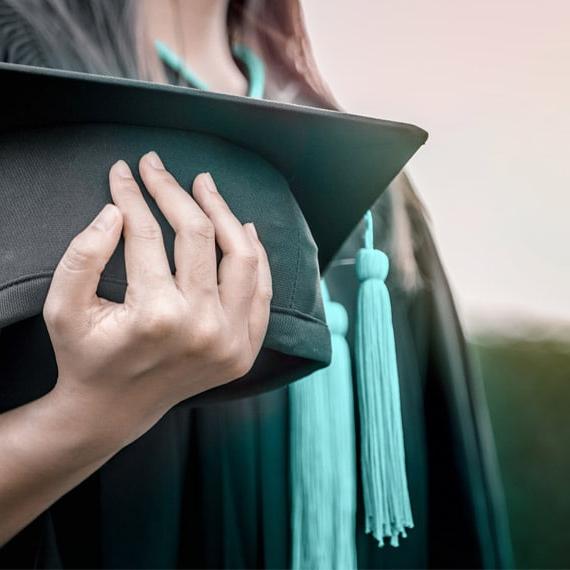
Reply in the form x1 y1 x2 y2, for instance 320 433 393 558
138 152 218 297
244 223 272 355
45 204 123 318
108 161 173 297
140 157 271 356
192 172 259 321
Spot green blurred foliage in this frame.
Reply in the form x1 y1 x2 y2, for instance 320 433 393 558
472 335 570 569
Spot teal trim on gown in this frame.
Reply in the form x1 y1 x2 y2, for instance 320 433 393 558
0 1 513 567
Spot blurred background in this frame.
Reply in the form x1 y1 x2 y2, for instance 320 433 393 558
303 1 570 567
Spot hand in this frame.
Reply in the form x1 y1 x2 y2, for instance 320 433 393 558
42 151 272 448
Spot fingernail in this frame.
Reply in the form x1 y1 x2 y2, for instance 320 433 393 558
202 172 217 192
114 160 132 179
92 204 118 231
245 222 258 241
146 151 164 170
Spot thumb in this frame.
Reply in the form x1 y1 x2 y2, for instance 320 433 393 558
45 204 123 317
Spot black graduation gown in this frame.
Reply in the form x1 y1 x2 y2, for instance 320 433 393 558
0 4 513 568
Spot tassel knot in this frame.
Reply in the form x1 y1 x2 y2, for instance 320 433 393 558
356 248 389 281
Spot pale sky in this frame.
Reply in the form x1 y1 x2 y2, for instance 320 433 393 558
303 0 570 333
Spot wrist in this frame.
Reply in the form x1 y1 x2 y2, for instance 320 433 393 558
35 386 123 463
47 380 171 456
0 386 124 478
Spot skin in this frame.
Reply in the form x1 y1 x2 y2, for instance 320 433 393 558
144 0 249 96
0 1 270 546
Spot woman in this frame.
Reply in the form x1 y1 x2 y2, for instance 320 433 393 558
0 1 513 568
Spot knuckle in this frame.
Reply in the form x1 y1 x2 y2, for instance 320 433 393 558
134 303 180 339
258 284 273 303
236 249 258 271
130 220 162 242
42 299 67 329
217 336 252 378
191 318 223 351
229 353 254 379
61 238 100 273
218 335 240 361
183 216 215 242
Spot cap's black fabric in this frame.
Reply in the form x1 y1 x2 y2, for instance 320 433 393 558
0 123 329 405
0 62 426 405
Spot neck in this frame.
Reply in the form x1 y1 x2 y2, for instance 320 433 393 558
143 0 248 96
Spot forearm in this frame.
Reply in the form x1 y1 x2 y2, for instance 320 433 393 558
0 159 271 547
0 385 126 546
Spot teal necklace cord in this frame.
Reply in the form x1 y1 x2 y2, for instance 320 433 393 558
155 39 265 99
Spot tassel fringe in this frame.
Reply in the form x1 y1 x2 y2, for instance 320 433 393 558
355 211 413 547
290 281 357 569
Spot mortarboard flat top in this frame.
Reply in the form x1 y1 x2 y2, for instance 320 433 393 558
0 62 427 268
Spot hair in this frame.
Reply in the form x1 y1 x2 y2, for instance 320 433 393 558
2 0 424 290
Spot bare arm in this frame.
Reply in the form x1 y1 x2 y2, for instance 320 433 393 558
0 387 126 545
0 152 272 546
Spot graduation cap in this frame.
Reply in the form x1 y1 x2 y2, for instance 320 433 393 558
0 62 427 409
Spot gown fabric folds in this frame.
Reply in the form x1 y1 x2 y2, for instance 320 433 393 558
0 3 513 568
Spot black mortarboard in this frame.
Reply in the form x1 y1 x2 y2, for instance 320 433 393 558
0 63 427 406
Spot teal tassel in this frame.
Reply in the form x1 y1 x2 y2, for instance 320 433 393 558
355 210 413 547
290 280 357 570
